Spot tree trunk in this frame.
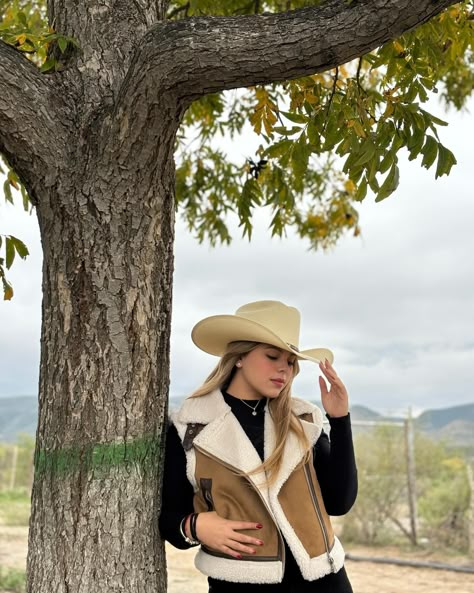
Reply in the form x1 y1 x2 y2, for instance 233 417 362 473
26 141 176 591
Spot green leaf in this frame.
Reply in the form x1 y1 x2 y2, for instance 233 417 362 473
263 139 292 159
307 120 321 147
354 177 368 202
291 133 310 179
273 126 301 136
40 59 56 73
17 11 28 27
421 135 438 169
376 163 399 202
435 144 457 179
5 237 15 269
58 37 68 53
353 141 377 168
10 236 29 259
3 180 13 204
280 111 308 124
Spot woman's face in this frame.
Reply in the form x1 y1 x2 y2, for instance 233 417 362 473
229 344 296 400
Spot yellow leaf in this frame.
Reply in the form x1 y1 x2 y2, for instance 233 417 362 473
344 180 356 193
16 34 27 45
4 285 13 300
393 41 404 53
383 102 395 118
353 121 366 138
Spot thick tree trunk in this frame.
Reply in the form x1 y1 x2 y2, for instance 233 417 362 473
26 136 176 591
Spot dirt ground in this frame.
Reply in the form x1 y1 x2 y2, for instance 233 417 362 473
1 526 473 593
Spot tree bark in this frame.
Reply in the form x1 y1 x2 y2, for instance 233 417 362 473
132 0 458 103
0 1 460 591
26 120 177 591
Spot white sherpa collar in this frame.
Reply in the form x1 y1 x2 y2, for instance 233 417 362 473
174 389 324 496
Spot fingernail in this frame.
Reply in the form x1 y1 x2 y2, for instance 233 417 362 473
236 553 242 559
256 523 263 529
257 540 264 545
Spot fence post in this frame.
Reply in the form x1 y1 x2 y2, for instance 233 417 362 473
404 408 418 545
9 445 19 490
467 462 474 560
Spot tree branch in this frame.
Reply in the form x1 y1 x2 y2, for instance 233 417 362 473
0 41 71 203
131 0 458 106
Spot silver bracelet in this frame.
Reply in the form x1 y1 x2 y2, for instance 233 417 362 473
179 515 200 546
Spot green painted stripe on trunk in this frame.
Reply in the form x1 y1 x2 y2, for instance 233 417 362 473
34 435 164 478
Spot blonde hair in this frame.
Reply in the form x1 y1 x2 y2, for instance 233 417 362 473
190 341 311 485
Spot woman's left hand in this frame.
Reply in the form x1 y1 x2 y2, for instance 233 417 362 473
318 359 349 418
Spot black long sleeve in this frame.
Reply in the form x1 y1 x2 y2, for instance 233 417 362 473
158 421 196 549
314 414 358 515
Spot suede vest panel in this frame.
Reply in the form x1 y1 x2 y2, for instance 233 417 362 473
172 390 345 583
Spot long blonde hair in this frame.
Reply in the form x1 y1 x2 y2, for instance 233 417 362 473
190 341 311 485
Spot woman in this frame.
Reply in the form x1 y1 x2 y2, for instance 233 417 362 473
159 300 357 592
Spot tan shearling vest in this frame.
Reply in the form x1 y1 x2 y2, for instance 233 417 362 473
172 389 345 584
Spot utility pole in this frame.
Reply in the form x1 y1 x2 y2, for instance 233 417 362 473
405 408 418 545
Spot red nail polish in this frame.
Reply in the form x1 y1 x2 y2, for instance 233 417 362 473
236 553 242 559
256 523 263 529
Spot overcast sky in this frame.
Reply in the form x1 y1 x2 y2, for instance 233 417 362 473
1 95 473 416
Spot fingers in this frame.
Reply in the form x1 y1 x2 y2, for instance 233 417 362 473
224 538 263 557
319 358 338 382
318 375 328 396
230 521 263 531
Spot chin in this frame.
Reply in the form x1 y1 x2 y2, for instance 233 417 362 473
265 389 283 399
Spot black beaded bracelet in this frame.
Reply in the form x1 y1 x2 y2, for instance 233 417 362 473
190 512 199 542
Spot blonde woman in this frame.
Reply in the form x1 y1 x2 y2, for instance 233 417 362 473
159 301 357 592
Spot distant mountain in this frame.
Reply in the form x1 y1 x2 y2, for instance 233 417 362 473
0 395 38 443
417 403 474 431
1 395 473 450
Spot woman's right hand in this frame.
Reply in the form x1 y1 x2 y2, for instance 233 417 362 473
189 511 264 559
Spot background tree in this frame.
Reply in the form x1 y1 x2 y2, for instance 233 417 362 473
342 426 470 551
0 1 473 591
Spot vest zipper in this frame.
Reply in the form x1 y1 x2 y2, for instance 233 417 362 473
303 462 336 572
193 444 286 575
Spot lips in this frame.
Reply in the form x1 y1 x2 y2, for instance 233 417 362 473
271 379 285 387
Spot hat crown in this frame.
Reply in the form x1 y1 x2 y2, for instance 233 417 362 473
235 300 301 350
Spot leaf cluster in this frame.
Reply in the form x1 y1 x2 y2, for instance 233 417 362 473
0 0 77 71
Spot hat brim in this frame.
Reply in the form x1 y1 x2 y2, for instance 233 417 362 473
191 315 334 364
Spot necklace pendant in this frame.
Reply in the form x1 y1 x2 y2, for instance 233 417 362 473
252 410 257 416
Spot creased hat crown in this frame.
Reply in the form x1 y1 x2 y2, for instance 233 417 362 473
234 301 301 351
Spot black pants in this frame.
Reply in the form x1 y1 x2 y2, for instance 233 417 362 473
208 565 353 593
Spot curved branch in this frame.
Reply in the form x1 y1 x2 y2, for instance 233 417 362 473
130 0 458 106
0 41 71 203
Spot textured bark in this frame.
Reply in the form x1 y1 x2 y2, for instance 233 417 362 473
133 0 458 103
0 1 459 592
0 41 71 204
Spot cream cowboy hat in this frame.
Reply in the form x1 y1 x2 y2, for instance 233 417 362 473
191 300 334 364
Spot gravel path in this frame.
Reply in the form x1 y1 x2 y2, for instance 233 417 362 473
1 527 473 593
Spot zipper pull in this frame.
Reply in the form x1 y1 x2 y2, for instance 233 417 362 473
328 555 336 573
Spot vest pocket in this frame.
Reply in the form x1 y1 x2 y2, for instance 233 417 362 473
200 478 214 511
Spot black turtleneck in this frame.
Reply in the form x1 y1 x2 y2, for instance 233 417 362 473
159 390 357 592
